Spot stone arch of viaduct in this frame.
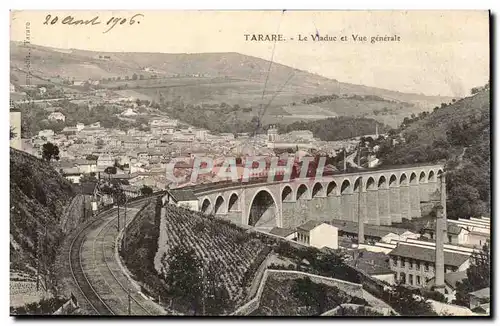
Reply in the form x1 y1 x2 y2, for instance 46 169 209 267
195 164 444 228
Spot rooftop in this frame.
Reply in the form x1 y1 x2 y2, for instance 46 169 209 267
297 220 325 232
345 250 394 276
426 270 468 289
328 220 410 239
269 227 296 238
388 243 470 267
469 287 490 299
169 189 198 202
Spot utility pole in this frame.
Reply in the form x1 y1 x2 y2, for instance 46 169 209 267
117 196 120 231
124 196 128 252
201 267 205 316
343 149 346 172
43 222 47 293
36 233 40 292
128 288 131 315
357 146 361 167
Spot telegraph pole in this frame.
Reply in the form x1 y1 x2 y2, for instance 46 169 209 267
128 288 131 315
43 223 47 293
202 267 205 316
124 196 128 252
117 197 120 231
343 149 347 172
36 233 40 292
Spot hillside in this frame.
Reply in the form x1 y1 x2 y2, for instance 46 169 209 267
251 275 370 316
10 148 76 273
10 42 453 127
121 201 271 315
377 84 490 219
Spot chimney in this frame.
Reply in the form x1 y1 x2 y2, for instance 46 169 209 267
434 172 447 293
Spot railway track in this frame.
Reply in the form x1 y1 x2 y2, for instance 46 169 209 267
93 211 152 315
68 198 158 315
69 210 116 315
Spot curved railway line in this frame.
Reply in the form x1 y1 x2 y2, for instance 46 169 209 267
68 197 163 315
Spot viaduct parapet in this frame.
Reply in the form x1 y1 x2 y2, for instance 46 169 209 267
188 163 444 228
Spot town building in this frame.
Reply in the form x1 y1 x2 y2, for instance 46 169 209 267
296 220 339 250
121 108 138 116
447 217 490 247
421 223 470 246
97 154 115 170
345 250 396 284
59 166 82 184
75 159 98 174
388 243 470 288
38 129 55 139
162 189 199 211
329 220 418 245
469 288 490 313
48 112 66 122
426 270 467 303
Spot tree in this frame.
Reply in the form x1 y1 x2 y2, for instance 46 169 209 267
132 73 138 80
86 154 98 161
104 166 117 176
386 284 437 316
42 142 60 162
80 172 97 183
163 245 203 314
96 139 105 149
454 241 490 306
140 185 153 196
203 260 231 315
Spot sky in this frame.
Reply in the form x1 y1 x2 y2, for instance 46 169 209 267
10 10 490 97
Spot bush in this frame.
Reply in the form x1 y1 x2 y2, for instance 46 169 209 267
10 296 68 315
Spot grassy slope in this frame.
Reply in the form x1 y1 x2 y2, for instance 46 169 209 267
403 90 489 145
10 148 75 273
379 88 490 218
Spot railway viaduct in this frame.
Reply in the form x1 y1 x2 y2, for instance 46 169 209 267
190 163 444 228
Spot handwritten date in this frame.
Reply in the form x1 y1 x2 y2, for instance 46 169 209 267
43 14 144 34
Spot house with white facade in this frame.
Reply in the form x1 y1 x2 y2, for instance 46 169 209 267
97 154 115 170
38 129 55 139
121 108 138 116
296 220 339 250
48 112 66 122
162 189 199 211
